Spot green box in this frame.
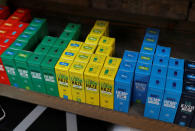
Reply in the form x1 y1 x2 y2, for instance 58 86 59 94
14 50 34 90
23 25 41 43
1 48 19 87
64 23 81 40
40 36 57 46
59 31 76 41
53 38 69 48
27 54 46 94
47 46 64 58
41 56 59 97
34 44 51 55
9 40 28 50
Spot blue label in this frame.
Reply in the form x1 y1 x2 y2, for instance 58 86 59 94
59 62 69 66
28 27 36 31
179 122 186 126
34 19 42 23
186 86 195 91
65 52 74 56
0 8 3 10
12 31 17 35
4 39 9 43
187 74 195 79
6 51 14 55
19 24 23 28
70 43 79 47
188 64 195 69
15 42 22 47
21 34 29 38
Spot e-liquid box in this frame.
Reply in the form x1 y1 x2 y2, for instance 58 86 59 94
159 78 183 123
41 56 59 97
64 23 81 40
89 54 106 65
138 53 153 65
60 49 78 61
153 55 169 67
145 28 160 38
27 54 46 94
140 43 156 55
94 20 109 36
151 65 168 82
34 44 51 56
184 73 195 83
84 63 103 106
85 34 101 45
174 82 195 127
9 40 28 50
114 70 133 113
143 35 158 46
167 68 184 81
53 38 69 49
66 40 83 52
99 36 115 49
95 45 113 56
155 45 171 57
69 61 87 103
74 52 91 63
90 27 106 37
185 60 195 73
144 75 166 119
169 58 184 70
133 63 152 104
39 36 57 46
59 31 77 42
14 50 34 90
104 57 122 69
122 50 139 62
47 46 64 58
119 59 136 73
80 43 97 54
55 58 73 100
99 67 118 109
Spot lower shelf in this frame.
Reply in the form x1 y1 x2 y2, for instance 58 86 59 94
0 84 193 131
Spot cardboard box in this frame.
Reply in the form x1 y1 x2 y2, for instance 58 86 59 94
155 45 171 57
138 53 153 65
104 56 121 69
89 54 106 65
95 45 112 56
80 43 97 54
153 55 169 67
85 34 101 45
74 52 91 63
122 50 139 62
66 40 83 51
60 48 78 61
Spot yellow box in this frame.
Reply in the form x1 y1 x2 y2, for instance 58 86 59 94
60 49 78 61
80 43 97 54
85 34 101 45
104 56 122 69
89 54 106 65
99 36 115 54
84 63 103 106
94 20 109 36
69 61 88 103
89 27 106 37
99 67 118 109
95 45 112 56
66 40 83 51
75 52 91 63
55 58 73 100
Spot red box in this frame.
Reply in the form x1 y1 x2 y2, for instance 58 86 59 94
0 20 5 26
0 21 16 30
6 29 22 39
14 8 31 22
13 22 29 31
7 14 22 23
0 29 8 38
0 63 10 85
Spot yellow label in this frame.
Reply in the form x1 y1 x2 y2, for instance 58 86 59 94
104 56 121 69
80 43 97 54
60 49 78 61
84 63 103 106
95 45 112 56
55 59 73 100
89 54 106 65
66 40 83 51
75 52 91 63
85 34 101 45
99 67 118 109
90 27 106 37
69 61 87 103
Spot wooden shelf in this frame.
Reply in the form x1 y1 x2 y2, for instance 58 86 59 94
0 84 194 131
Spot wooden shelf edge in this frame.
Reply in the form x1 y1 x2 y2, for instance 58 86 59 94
0 84 194 131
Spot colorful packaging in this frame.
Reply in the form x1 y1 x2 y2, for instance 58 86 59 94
47 46 64 58
84 63 103 106
64 23 81 40
90 27 106 37
59 31 77 41
89 54 106 65
74 52 91 63
151 65 168 82
140 43 156 55
95 45 112 56
9 40 28 50
99 36 115 54
155 45 171 57
80 43 97 54
122 50 139 62
94 20 109 36
119 59 136 73
145 28 160 38
39 36 57 46
34 44 51 55
55 58 73 100
143 35 158 46
153 55 169 67
60 49 78 61
69 61 88 103
53 38 69 48
85 34 101 45
66 40 83 51
169 57 184 70
104 57 121 69
138 53 153 65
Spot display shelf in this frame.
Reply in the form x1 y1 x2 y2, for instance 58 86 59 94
0 84 194 131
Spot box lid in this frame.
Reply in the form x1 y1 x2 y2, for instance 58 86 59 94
15 50 33 62
89 54 106 65
69 61 87 74
122 50 139 62
40 36 57 46
104 56 121 69
138 53 153 65
41 56 58 69
155 45 171 57
75 52 91 63
140 43 156 55
119 59 136 72
55 58 72 71
151 65 167 78
84 63 103 77
153 55 169 67
135 62 152 75
169 57 184 70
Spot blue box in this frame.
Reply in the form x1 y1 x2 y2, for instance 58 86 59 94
146 28 160 38
114 70 134 113
185 60 195 73
133 63 152 104
159 78 183 123
138 53 153 65
119 59 136 73
169 57 184 70
143 35 158 46
155 45 171 57
151 65 167 82
144 75 166 119
153 55 169 67
167 68 184 80
140 43 156 55
122 50 139 62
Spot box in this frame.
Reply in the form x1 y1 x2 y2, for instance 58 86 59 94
7 30 23 39
14 22 29 32
0 38 14 55
159 78 183 123
144 75 166 119
9 40 28 50
60 49 78 61
80 43 97 54
41 56 59 97
84 63 103 106
155 45 171 57
167 68 184 80
1 21 16 30
94 20 109 36
122 50 139 62
14 50 34 90
89 54 106 65
64 23 81 40
39 36 57 46
55 58 73 100
153 55 169 67
143 35 158 46
17 33 35 47
53 38 69 48
151 65 168 82
140 43 156 55
0 68 10 85
89 27 106 37
133 62 152 104
99 36 115 54
34 44 51 55
27 54 46 93
104 56 122 69
85 34 101 45
99 67 118 109
47 46 64 58
59 31 77 41
69 61 88 103
74 52 91 63
23 25 40 42
95 45 113 56
1 48 19 87
66 40 83 51
119 59 136 73
145 28 160 38
185 60 195 73
169 57 184 70
114 70 133 113
138 53 153 65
